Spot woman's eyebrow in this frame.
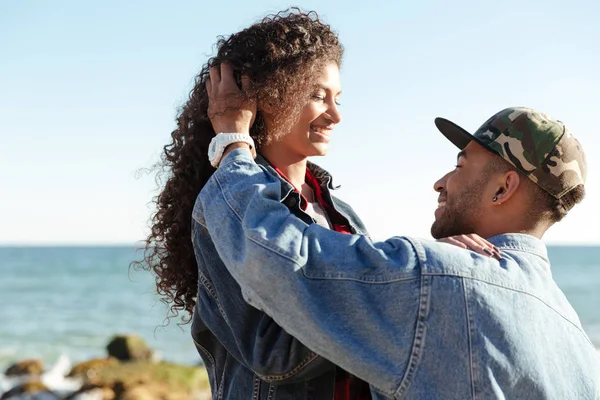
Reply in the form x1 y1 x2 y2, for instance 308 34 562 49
317 84 341 95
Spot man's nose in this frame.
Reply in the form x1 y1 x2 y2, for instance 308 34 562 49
434 171 451 193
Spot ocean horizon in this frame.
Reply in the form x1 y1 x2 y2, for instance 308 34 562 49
1 244 599 372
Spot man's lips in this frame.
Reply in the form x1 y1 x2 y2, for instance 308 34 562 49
435 196 447 217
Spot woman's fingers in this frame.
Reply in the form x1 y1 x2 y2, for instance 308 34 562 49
205 62 256 134
240 74 252 91
205 77 212 95
208 65 221 89
438 234 502 260
219 63 238 91
464 234 502 259
438 237 468 249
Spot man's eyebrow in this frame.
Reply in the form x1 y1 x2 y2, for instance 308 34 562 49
457 150 467 162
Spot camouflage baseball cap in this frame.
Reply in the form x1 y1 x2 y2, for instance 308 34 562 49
434 107 587 200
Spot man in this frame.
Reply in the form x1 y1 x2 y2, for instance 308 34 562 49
195 71 600 398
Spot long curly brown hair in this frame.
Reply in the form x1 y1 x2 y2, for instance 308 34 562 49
133 9 343 322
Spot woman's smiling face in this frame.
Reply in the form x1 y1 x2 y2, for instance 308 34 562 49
264 62 342 158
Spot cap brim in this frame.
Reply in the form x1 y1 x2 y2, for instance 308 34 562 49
434 117 474 150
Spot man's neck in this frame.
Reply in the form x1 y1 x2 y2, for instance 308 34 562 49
260 145 308 190
475 216 549 240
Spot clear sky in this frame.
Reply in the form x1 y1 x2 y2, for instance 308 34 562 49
2 0 599 245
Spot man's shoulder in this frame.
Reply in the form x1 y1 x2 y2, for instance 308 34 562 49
404 237 496 273
405 235 550 283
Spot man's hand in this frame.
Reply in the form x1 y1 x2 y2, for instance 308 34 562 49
438 234 502 260
206 63 256 134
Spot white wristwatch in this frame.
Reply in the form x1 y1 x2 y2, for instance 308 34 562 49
208 133 256 168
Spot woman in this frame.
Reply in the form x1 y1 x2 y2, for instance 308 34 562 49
140 9 373 399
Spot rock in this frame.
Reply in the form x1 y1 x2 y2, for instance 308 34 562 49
0 380 59 400
118 385 155 400
5 360 44 377
68 358 119 379
68 359 209 400
119 384 176 400
106 335 153 362
64 383 115 400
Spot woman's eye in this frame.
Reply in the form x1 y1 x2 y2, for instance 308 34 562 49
312 94 325 101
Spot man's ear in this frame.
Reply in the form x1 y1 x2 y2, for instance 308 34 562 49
493 171 521 205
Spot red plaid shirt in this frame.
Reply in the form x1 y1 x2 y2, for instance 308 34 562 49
274 166 372 400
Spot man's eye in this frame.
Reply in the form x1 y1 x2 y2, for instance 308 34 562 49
455 165 462 169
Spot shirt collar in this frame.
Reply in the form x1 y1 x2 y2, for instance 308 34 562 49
254 153 340 203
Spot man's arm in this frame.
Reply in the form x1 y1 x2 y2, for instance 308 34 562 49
198 148 426 395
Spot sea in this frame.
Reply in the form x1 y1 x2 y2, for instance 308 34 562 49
1 245 599 374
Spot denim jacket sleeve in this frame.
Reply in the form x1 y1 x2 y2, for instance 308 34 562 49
191 218 336 384
198 149 425 396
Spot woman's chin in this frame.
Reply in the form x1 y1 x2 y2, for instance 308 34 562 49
306 150 328 158
306 143 329 157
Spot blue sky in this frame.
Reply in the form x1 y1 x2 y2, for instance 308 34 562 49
2 0 599 245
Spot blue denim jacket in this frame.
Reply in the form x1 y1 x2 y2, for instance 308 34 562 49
190 153 369 399
195 149 600 400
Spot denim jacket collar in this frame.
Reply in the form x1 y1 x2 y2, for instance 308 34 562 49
255 154 340 203
488 233 550 264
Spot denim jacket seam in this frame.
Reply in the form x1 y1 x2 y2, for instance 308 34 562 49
198 271 218 301
395 273 431 397
217 355 227 400
266 384 276 400
216 167 304 265
462 278 477 400
257 351 321 382
247 233 304 265
496 246 549 263
195 253 234 328
191 336 217 380
198 275 232 329
194 217 207 229
424 271 592 343
252 375 261 400
301 271 421 284
370 386 395 399
214 172 245 222
392 238 429 398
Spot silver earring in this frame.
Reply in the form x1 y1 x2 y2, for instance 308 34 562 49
492 196 498 202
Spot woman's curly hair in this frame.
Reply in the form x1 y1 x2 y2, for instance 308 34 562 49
133 9 343 322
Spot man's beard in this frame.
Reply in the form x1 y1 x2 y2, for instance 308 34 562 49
430 179 486 239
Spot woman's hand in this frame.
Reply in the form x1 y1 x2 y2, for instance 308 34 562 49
438 234 502 260
206 63 256 134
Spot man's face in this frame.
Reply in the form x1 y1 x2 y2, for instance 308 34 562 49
431 142 493 239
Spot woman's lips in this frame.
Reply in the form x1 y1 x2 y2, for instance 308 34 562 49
310 125 332 142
